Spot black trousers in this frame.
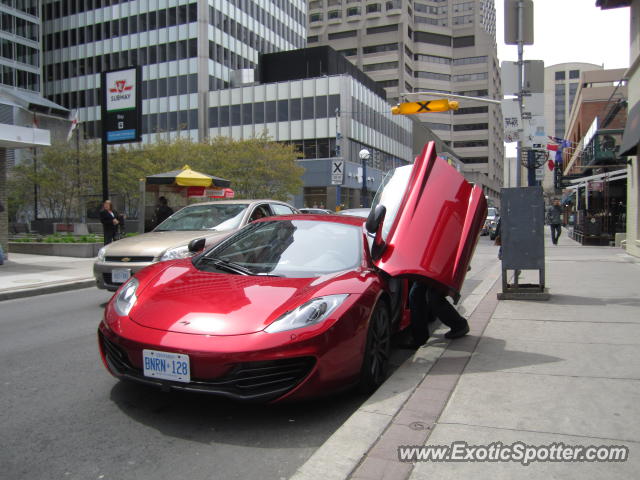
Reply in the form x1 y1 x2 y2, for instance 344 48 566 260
409 282 468 343
103 226 118 245
550 224 562 244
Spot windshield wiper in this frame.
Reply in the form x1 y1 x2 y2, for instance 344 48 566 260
199 257 254 276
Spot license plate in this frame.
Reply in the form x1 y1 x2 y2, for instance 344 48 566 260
142 349 191 383
112 268 131 283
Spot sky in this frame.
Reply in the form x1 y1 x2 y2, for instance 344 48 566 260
495 0 631 70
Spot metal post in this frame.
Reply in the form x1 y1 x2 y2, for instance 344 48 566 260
515 0 524 188
101 139 109 201
361 156 368 207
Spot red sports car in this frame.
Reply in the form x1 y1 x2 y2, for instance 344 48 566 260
98 142 487 402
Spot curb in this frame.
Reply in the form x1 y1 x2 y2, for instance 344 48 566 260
0 278 97 301
289 263 502 480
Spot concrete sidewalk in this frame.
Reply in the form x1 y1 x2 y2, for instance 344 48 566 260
0 253 96 301
292 228 640 479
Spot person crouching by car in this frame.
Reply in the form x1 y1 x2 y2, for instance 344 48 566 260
100 199 121 245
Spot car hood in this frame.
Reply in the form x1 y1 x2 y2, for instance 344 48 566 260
102 230 231 258
129 262 362 336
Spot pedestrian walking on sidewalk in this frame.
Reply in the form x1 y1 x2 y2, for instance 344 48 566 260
99 199 121 245
402 282 470 348
547 198 563 245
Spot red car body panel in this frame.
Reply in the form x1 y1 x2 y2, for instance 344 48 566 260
97 141 485 402
373 142 487 301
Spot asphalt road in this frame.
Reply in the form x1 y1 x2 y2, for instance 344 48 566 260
0 238 498 480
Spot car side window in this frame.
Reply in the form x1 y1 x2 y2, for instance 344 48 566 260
249 204 272 221
270 203 295 215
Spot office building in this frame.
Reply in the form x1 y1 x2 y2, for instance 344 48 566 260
209 46 433 209
41 0 307 141
307 0 504 203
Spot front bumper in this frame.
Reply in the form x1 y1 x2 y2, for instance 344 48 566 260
94 260 153 290
97 299 369 402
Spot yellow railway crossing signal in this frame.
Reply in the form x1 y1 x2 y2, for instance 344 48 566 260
391 99 459 115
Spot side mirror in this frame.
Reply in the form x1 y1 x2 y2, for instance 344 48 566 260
366 204 386 234
366 205 387 261
188 237 206 253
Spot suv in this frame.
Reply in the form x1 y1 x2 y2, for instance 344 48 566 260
93 199 298 290
481 207 499 237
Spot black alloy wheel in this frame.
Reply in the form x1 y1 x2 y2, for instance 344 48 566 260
358 299 391 393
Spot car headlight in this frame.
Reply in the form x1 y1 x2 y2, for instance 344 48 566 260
264 294 349 333
97 246 107 262
113 277 139 316
159 245 191 261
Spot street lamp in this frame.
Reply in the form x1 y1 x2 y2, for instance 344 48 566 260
359 148 370 207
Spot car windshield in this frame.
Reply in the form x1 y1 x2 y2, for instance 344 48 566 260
197 220 362 278
487 207 498 218
155 203 249 231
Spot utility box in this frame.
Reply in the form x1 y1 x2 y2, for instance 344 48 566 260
498 186 549 300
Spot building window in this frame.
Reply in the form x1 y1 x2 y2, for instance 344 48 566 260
569 69 580 79
386 0 401 10
415 71 451 81
555 71 565 80
454 106 488 115
453 140 488 148
307 35 319 43
363 61 399 72
366 3 382 13
460 157 488 164
309 0 322 9
363 43 399 54
453 72 488 82
377 79 399 88
569 82 579 110
328 0 342 6
452 36 475 47
366 24 398 34
338 48 358 56
347 7 361 16
415 53 451 64
310 13 323 22
453 56 487 66
453 123 488 131
328 29 358 39
328 10 342 19
414 31 451 46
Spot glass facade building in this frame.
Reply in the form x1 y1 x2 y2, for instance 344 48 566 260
41 0 306 141
0 0 41 92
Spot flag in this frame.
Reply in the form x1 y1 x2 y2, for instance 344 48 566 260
555 150 563 164
32 113 39 128
66 110 79 142
547 143 559 151
548 159 555 171
548 136 563 143
562 139 571 149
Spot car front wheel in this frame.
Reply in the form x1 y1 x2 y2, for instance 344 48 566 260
358 299 391 393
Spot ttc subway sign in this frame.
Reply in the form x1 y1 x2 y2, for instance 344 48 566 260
101 67 142 144
331 161 344 185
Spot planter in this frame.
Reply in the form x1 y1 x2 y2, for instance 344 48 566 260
9 242 103 258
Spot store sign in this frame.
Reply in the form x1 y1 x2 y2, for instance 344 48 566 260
102 67 142 144
331 160 344 185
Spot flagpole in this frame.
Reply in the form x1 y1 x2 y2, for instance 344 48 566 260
516 0 524 188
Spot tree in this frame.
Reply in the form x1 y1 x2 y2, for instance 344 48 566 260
9 141 101 221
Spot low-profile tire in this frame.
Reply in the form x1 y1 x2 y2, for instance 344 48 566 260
358 299 391 394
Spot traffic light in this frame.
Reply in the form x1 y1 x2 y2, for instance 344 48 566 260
391 99 459 115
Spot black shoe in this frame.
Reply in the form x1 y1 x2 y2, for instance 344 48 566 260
444 324 469 339
396 335 429 349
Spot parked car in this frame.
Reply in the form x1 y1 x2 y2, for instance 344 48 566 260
93 200 298 291
299 208 333 214
337 208 371 218
97 142 486 402
481 207 499 236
